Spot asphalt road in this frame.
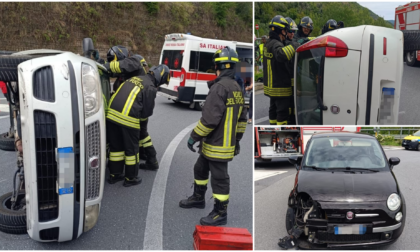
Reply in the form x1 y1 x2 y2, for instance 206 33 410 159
0 94 253 249
254 147 420 250
254 64 420 125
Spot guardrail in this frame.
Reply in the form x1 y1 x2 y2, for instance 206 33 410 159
360 127 420 140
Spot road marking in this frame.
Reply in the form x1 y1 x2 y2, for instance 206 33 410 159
383 146 404 151
254 170 287 181
143 121 196 250
255 116 269 125
0 179 7 183
0 104 8 112
0 115 9 120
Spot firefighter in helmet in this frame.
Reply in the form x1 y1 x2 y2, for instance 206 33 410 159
285 17 299 124
263 15 301 125
179 46 248 226
258 35 267 68
321 19 338 34
285 17 298 42
294 16 317 44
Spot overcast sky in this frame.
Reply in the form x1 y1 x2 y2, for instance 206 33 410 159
357 2 409 20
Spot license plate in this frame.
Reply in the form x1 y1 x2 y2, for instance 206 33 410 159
334 225 366 235
403 143 406 145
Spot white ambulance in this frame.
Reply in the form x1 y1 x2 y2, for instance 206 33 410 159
294 25 403 125
254 126 360 162
157 33 253 110
395 2 420 66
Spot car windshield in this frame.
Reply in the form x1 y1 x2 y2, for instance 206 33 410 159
303 136 387 169
413 130 420 136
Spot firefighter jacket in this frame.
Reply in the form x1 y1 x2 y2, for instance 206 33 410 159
259 43 264 61
263 31 300 98
104 56 147 93
190 69 247 162
285 38 296 86
106 75 155 129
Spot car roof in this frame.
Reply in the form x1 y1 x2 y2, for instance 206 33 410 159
12 49 64 56
312 132 375 139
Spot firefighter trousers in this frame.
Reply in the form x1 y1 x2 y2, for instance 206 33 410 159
269 97 292 125
139 118 157 161
194 154 230 201
107 121 140 179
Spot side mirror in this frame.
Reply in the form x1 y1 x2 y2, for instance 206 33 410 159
83 38 95 58
389 157 400 169
289 156 302 169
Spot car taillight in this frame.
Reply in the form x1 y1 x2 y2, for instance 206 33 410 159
180 67 186 87
296 35 348 57
383 37 387 55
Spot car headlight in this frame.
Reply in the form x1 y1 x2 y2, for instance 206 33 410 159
82 63 101 118
387 193 401 211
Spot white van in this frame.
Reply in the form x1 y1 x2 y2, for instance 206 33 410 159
294 25 403 125
157 33 253 110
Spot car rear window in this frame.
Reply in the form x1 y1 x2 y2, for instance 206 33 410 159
161 50 183 70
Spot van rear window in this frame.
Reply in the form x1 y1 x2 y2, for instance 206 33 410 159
161 50 183 70
189 51 215 73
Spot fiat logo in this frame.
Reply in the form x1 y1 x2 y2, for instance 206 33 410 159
346 211 354 220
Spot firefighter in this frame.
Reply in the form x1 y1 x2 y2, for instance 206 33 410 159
285 17 298 125
263 15 301 125
321 19 338 34
294 16 316 44
179 47 248 226
337 21 345 29
258 35 267 70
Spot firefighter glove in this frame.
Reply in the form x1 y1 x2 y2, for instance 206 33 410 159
297 38 310 45
234 141 240 156
187 137 198 152
92 50 100 60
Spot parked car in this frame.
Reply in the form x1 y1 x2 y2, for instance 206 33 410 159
287 132 405 249
402 130 420 150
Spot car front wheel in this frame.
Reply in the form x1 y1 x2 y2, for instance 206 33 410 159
0 191 27 235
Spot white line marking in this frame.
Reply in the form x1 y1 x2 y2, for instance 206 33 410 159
254 170 287 181
0 115 9 120
0 179 7 183
0 104 9 112
143 121 196 250
255 116 269 125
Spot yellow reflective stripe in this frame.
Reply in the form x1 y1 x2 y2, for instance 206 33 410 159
267 59 272 88
202 148 234 159
122 86 140 116
125 160 136 165
107 113 140 129
285 46 294 59
125 156 136 160
282 47 292 60
213 194 229 201
223 107 233 147
291 78 294 87
269 119 277 124
139 141 143 147
109 156 124 161
140 118 148 121
215 57 228 61
194 126 208 137
231 57 240 62
263 86 292 97
198 120 213 132
289 108 292 115
140 136 151 144
202 142 235 152
108 81 126 107
271 21 285 28
143 141 153 148
110 62 115 73
110 151 124 157
137 153 139 162
108 109 139 124
235 106 243 133
195 179 209 185
116 61 121 73
125 155 137 165
277 120 287 125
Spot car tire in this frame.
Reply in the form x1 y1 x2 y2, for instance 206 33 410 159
405 147 409 150
417 144 420 151
285 207 295 235
194 101 204 111
0 132 15 151
0 191 27 235
403 30 420 51
0 56 33 82
405 51 419 67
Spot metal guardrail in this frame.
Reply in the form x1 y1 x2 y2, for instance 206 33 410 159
360 127 420 140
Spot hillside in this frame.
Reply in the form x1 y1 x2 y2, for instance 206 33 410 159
255 2 393 37
0 2 252 65
387 20 395 26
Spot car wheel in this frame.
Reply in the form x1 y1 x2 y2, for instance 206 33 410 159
0 132 15 151
417 144 420 151
405 147 409 150
0 191 27 235
405 51 419 67
194 101 204 111
0 56 33 82
285 207 295 235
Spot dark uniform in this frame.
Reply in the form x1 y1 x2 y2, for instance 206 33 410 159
285 17 299 125
264 15 301 125
180 47 247 226
293 16 316 44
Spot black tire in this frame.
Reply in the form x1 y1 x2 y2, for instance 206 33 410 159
402 30 420 51
0 191 27 235
0 55 33 82
0 132 15 151
405 147 409 150
405 51 419 67
194 101 204 111
285 207 295 235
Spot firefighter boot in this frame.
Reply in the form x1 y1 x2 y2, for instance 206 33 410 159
107 174 125 184
139 146 159 170
200 199 228 226
123 164 142 187
179 183 207 209
139 147 147 160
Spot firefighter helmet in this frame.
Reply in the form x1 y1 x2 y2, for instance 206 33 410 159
149 64 170 86
268 15 289 32
107 45 129 62
132 54 148 67
337 21 345 29
298 16 314 31
212 46 239 70
285 17 298 32
322 19 338 34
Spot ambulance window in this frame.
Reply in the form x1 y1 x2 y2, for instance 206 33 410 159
161 50 183 70
189 51 215 73
296 48 325 125
236 48 253 85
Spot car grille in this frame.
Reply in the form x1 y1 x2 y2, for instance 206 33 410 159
402 139 411 144
33 66 55 102
39 227 59 240
34 111 58 222
317 232 381 244
86 121 101 200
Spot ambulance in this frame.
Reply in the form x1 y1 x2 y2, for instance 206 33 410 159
395 2 420 66
294 25 403 125
157 33 253 110
254 126 360 162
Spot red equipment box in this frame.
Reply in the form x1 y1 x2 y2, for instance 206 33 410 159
193 225 253 250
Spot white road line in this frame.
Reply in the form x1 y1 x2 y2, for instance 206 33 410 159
0 104 8 112
143 121 196 250
255 116 269 125
254 170 287 181
0 179 7 183
0 115 9 120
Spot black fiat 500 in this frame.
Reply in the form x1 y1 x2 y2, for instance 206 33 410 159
287 132 405 249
